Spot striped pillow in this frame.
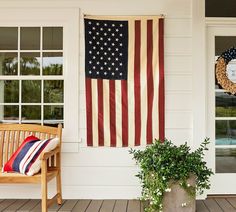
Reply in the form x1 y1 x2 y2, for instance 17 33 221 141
3 135 59 176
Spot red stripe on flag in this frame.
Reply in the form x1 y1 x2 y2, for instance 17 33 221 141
97 79 104 146
86 78 93 146
158 18 165 141
109 80 116 147
146 20 154 144
121 80 128 147
134 20 141 146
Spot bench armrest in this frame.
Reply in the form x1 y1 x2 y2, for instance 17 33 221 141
40 146 60 160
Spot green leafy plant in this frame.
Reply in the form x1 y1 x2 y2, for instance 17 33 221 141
129 138 213 212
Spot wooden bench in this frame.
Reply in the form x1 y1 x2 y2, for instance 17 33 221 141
0 124 62 212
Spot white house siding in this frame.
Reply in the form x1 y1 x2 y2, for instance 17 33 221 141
0 0 195 199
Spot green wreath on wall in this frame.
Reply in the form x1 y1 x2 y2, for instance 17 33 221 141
216 47 236 95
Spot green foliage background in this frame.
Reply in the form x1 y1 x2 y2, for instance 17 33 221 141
1 56 63 122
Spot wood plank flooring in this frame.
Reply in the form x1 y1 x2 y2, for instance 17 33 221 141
0 198 236 211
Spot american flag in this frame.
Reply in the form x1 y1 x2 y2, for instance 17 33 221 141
84 16 164 147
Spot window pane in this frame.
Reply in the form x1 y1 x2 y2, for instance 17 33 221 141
44 80 63 103
216 120 236 145
22 80 41 103
216 148 236 173
43 27 63 50
215 36 236 56
44 105 63 120
216 92 236 117
206 0 236 17
0 27 18 50
0 53 18 75
0 80 19 103
0 105 19 121
43 52 63 75
20 52 40 75
20 27 40 50
22 105 41 120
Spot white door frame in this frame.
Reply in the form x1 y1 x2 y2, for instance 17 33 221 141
207 22 236 194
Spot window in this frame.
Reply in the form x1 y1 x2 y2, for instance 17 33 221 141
0 7 79 151
0 27 64 126
206 0 236 17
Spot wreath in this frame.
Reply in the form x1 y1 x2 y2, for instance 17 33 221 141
216 47 236 95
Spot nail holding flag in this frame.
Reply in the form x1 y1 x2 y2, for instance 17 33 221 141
84 15 165 147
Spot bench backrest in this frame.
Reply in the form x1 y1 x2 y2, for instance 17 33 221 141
0 124 62 169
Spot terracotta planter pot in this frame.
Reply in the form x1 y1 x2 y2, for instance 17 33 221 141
162 176 196 212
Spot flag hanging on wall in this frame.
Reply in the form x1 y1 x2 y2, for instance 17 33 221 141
84 15 165 147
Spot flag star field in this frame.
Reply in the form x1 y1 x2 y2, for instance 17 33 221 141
85 19 128 80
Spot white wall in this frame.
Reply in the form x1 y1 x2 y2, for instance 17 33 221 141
0 0 197 199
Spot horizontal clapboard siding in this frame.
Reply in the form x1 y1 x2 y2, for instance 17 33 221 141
71 0 193 199
61 167 140 186
165 18 192 37
67 0 193 199
0 0 194 199
73 0 194 199
165 55 192 74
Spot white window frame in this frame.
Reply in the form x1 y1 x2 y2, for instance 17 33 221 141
0 8 80 145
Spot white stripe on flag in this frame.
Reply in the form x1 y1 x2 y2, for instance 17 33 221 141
140 20 148 146
127 20 135 147
115 80 122 147
91 79 99 147
152 19 160 140
103 80 110 146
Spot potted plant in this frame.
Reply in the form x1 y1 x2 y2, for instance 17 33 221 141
129 138 213 212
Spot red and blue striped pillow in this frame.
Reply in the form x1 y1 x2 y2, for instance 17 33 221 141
3 135 59 176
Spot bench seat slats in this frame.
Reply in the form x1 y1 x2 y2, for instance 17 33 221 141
0 131 4 168
4 131 10 165
0 170 58 184
9 131 15 157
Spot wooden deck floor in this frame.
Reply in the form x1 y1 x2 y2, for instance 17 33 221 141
0 198 236 211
